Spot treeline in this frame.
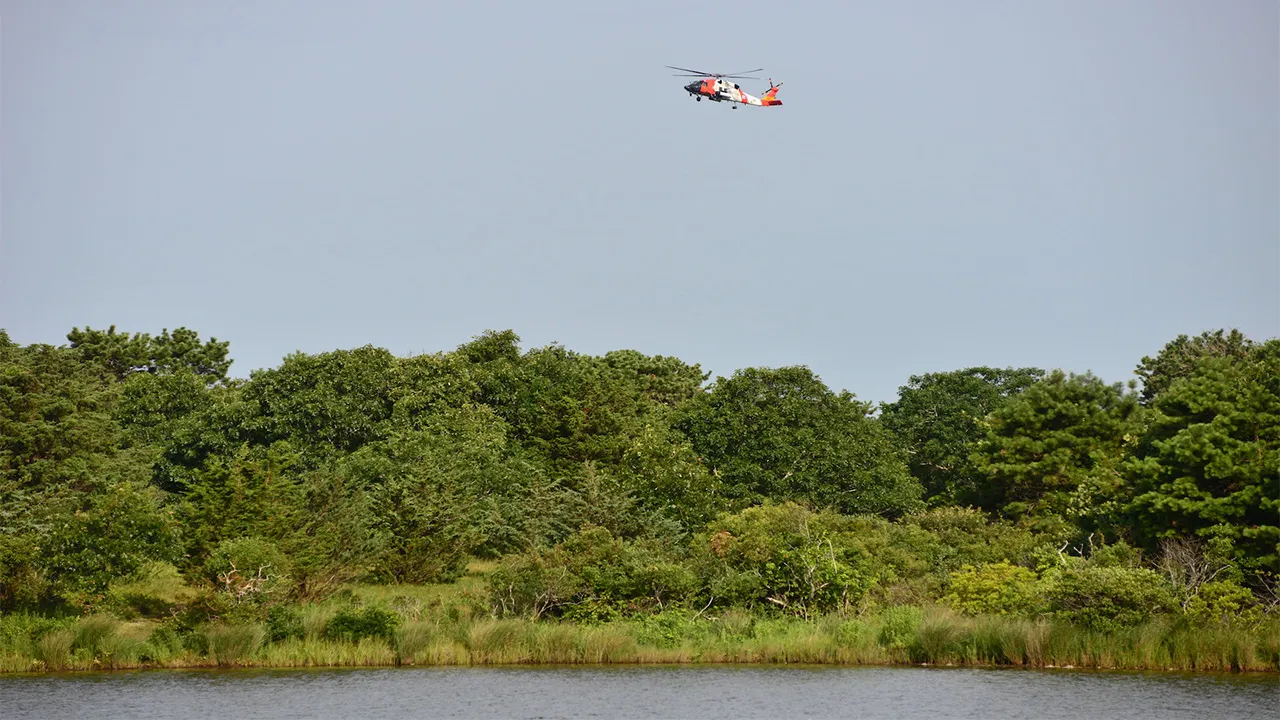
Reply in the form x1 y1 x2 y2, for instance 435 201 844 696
0 325 1276 639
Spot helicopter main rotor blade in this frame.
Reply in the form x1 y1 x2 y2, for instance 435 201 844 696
666 65 717 76
722 68 764 77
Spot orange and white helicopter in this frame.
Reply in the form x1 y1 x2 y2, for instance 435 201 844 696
668 66 783 109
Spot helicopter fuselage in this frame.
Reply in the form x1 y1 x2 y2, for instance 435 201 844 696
683 77 781 107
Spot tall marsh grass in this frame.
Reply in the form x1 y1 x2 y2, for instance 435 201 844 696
2 603 1277 673
205 623 265 667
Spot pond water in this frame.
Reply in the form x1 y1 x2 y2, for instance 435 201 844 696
2 665 1277 719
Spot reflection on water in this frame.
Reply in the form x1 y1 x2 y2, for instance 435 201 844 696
1 665 1277 719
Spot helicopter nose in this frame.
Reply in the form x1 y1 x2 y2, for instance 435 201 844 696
684 82 700 93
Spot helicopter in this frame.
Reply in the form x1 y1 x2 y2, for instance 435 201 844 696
667 66 783 108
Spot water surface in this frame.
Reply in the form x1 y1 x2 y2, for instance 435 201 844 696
2 665 1277 719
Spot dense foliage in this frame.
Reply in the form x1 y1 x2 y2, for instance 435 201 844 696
1 324 1277 664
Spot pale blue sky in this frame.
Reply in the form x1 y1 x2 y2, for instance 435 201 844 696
3 0 1276 405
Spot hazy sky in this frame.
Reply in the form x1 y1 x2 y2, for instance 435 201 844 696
3 0 1277 405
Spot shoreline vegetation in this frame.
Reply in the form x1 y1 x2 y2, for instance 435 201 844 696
1 326 1277 677
4 606 1279 676
3 566 1278 675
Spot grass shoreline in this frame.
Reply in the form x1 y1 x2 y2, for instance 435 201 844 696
4 608 1277 676
6 568 1277 676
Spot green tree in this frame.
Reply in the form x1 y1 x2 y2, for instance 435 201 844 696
0 342 121 491
457 332 693 482
1126 339 1280 572
115 367 216 448
67 325 232 384
152 345 477 491
674 366 923 517
0 337 182 609
40 478 183 606
618 423 721 532
340 405 565 582
174 441 307 565
879 366 1044 504
1135 328 1254 405
601 349 708 409
278 467 383 600
971 370 1142 533
236 345 404 459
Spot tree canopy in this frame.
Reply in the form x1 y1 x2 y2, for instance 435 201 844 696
1 324 1275 620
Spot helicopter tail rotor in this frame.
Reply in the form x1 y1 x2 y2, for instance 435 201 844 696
761 79 783 105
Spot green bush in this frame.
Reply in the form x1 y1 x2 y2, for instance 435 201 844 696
0 534 46 611
833 618 869 648
1185 580 1262 627
631 610 699 649
204 537 294 604
942 561 1041 616
900 506 1046 575
878 605 923 650
1085 540 1142 568
488 525 693 619
694 502 877 618
1046 566 1177 632
0 612 72 656
145 625 180 657
265 604 305 643
323 605 400 643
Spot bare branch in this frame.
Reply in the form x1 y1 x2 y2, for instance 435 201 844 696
691 596 715 620
1155 536 1234 610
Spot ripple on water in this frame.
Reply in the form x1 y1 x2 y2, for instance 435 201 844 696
1 665 1278 719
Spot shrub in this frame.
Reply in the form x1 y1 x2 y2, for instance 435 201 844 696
1086 540 1142 568
833 618 869 648
488 547 588 619
1184 580 1262 627
145 625 180 657
900 506 1045 575
487 525 693 619
1046 566 1177 631
204 537 294 605
0 612 70 656
631 610 699 649
265 604 305 643
0 534 46 611
943 561 1041 616
694 502 877 618
323 605 400 643
878 605 923 650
